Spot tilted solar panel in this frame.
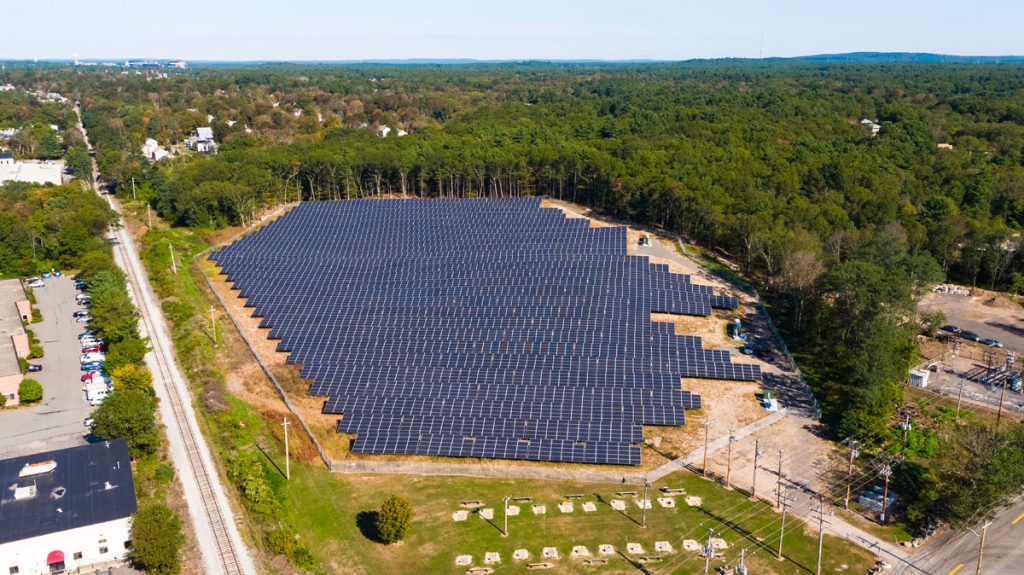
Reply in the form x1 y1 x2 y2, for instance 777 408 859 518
211 198 759 465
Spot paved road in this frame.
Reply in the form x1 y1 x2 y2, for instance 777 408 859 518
895 499 1024 575
77 108 257 575
0 276 93 458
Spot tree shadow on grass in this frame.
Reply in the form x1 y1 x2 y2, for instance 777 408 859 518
356 510 382 543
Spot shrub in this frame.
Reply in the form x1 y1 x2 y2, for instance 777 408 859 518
111 364 155 396
154 463 175 484
18 379 43 403
129 503 185 575
376 495 413 544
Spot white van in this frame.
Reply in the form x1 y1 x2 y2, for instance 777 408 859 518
84 382 109 406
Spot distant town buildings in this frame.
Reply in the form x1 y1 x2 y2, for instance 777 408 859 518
376 125 392 138
186 126 218 154
0 154 64 186
0 440 138 574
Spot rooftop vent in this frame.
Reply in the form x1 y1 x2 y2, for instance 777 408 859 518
14 484 37 500
19 460 56 478
51 486 66 499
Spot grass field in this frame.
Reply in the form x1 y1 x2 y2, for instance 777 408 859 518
283 460 876 575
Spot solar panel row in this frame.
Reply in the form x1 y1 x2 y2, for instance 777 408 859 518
211 198 759 465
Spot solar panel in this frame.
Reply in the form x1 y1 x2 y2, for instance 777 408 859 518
211 198 759 465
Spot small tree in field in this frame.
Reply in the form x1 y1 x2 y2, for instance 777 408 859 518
376 495 413 544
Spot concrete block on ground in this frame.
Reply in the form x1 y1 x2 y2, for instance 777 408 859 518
582 501 597 512
542 547 559 559
635 498 652 509
655 541 674 553
682 540 701 552
513 549 529 561
452 510 469 521
598 544 615 556
610 499 627 511
685 495 703 507
455 555 473 566
484 552 501 564
532 504 547 515
626 543 645 555
710 538 728 550
558 501 574 513
506 504 520 516
571 546 591 558
479 508 494 520
657 497 676 508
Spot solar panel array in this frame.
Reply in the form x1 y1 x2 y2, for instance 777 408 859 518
211 198 760 465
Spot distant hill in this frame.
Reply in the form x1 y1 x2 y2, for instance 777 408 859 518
787 52 1024 64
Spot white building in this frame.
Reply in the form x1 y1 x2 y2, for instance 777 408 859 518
0 155 63 186
0 440 138 575
141 138 169 162
185 126 218 154
376 125 392 138
860 118 881 136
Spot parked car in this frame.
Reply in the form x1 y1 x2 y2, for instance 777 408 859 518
72 310 89 318
26 364 42 372
41 272 51 279
75 314 92 323
739 341 756 355
940 325 961 334
80 352 105 364
81 361 104 371
83 417 95 429
959 330 981 342
982 338 1004 348
81 345 103 354
78 329 96 338
25 277 44 288
74 281 87 291
76 295 91 304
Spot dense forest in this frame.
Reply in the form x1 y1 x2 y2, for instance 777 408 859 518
6 61 1024 531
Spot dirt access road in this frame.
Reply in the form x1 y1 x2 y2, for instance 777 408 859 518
919 290 1024 353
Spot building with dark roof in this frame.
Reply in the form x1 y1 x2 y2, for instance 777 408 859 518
0 439 137 574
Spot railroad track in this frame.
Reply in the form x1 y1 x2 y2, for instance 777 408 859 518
77 108 253 575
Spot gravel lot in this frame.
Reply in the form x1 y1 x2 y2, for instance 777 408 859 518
919 290 1024 353
0 275 95 458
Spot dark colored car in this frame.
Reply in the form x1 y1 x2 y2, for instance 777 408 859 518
26 364 42 372
940 325 960 334
72 310 89 318
81 361 104 371
959 330 980 342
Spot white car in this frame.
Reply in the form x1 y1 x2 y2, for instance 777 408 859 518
80 352 105 364
25 278 44 288
75 315 92 323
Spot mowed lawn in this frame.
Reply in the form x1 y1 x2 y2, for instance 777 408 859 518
285 463 875 575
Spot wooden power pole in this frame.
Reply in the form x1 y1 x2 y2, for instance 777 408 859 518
283 416 290 481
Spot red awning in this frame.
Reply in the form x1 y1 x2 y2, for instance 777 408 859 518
46 550 64 564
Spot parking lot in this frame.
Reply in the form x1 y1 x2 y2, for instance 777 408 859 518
919 290 1024 353
0 275 95 458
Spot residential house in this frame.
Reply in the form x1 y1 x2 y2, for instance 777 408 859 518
185 127 218 154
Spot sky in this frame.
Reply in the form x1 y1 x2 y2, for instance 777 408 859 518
6 0 1024 61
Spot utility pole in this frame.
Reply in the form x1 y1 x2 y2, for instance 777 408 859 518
776 486 794 560
725 428 735 489
131 176 136 200
169 243 177 274
210 306 217 344
880 464 893 523
147 202 152 228
502 496 511 537
813 495 832 575
975 521 991 575
844 440 860 509
900 412 912 460
751 439 764 499
701 418 716 478
996 378 1008 425
641 481 649 528
282 416 290 481
736 548 748 575
776 449 784 509
703 527 716 575
956 374 966 419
